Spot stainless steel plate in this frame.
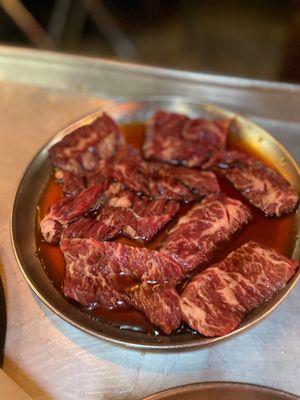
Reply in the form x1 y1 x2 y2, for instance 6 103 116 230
142 382 299 400
11 96 300 350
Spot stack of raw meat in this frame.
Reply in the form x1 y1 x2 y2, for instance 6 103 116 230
40 110 299 336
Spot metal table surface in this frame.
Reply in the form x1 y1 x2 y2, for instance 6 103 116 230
0 45 299 400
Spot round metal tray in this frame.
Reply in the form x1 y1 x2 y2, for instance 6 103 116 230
11 96 300 350
142 382 299 400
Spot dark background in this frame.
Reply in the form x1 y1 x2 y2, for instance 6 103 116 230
1 0 300 82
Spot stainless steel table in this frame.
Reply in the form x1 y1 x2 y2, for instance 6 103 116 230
0 45 299 400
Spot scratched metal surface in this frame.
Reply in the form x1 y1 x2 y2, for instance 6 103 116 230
0 46 299 400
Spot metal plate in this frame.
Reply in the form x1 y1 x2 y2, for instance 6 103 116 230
11 96 300 351
0 275 6 368
142 382 300 400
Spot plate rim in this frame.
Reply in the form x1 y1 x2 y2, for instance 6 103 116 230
10 95 300 351
141 381 300 399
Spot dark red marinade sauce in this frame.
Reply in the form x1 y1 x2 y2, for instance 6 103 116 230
36 123 297 336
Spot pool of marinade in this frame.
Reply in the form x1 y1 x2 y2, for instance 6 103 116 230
36 123 297 336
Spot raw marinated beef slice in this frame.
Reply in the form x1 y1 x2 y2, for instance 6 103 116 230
126 282 182 334
49 113 125 195
40 183 107 243
205 150 299 216
54 170 86 197
115 193 180 242
180 241 298 337
94 144 220 202
143 162 220 201
61 238 183 288
160 195 252 272
61 238 183 333
143 110 231 167
50 183 180 243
